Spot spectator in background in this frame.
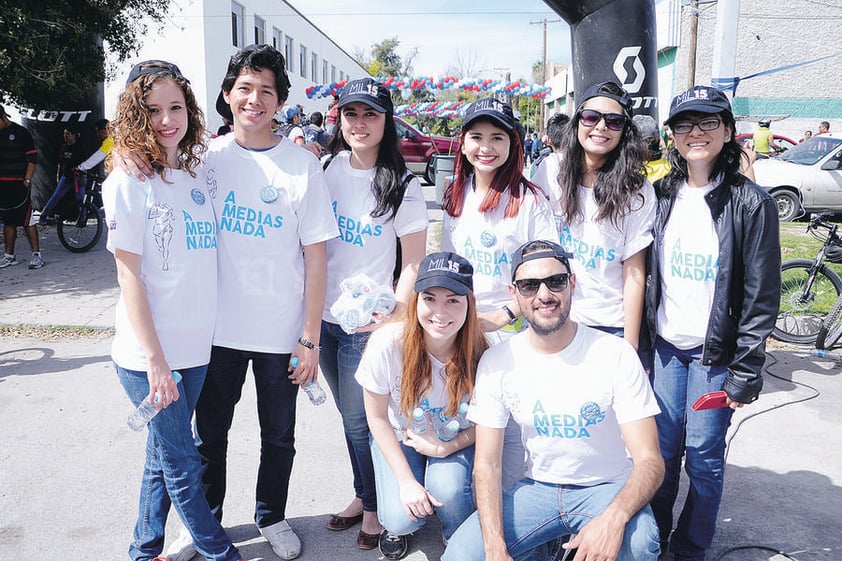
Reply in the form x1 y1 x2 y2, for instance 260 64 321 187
633 114 670 183
531 112 570 208
38 127 86 225
752 118 780 158
304 111 331 148
530 132 541 162
818 121 830 135
800 130 812 143
523 133 533 164
216 117 233 136
277 106 306 145
326 93 340 134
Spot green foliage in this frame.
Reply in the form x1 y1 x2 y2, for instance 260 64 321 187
518 96 543 134
0 0 170 110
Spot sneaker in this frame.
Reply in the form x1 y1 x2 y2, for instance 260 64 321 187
259 519 301 560
378 531 408 560
0 255 18 268
164 526 196 561
28 252 44 269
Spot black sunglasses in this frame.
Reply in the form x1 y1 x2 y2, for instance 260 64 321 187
578 109 627 131
513 273 571 297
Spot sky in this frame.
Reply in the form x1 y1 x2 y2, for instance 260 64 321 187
292 0 573 82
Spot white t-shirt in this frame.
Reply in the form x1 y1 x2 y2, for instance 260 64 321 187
323 152 428 322
532 153 563 211
355 322 452 431
656 181 720 349
205 134 339 353
468 324 660 485
558 181 656 327
441 180 558 313
103 168 218 371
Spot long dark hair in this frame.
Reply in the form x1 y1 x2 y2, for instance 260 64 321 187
326 106 408 220
556 107 647 229
660 110 745 195
443 116 544 219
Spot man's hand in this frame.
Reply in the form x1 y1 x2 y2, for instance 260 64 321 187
565 512 625 561
112 148 154 180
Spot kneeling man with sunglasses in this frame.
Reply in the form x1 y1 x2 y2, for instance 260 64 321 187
443 239 663 561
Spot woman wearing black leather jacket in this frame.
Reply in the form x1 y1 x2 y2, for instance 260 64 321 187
644 86 780 561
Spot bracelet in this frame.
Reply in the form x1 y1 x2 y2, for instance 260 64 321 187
502 305 518 325
298 337 322 351
23 178 32 186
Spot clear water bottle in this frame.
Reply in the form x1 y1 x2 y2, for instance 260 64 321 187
127 371 182 431
438 419 460 442
456 401 472 430
291 356 326 406
410 407 429 434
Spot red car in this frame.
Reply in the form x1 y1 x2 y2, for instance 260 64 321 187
394 116 458 183
735 132 798 156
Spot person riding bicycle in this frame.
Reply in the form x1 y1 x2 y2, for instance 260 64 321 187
752 117 781 158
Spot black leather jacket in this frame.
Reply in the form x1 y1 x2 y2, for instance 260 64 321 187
645 172 781 404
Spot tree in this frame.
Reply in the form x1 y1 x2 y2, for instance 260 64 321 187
354 36 417 78
0 0 170 110
446 49 482 80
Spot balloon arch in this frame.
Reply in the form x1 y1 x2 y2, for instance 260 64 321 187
305 76 550 118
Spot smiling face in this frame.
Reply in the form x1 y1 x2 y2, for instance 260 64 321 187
223 68 283 146
461 120 511 180
671 111 732 174
510 256 575 337
340 101 386 160
144 77 188 168
417 286 469 347
577 96 625 167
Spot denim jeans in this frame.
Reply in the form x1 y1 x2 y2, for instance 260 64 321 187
651 337 733 561
443 478 660 561
42 174 85 215
370 437 475 540
195 345 298 528
319 321 376 512
115 364 241 561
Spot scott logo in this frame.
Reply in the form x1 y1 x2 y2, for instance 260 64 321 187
23 109 94 123
612 46 645 94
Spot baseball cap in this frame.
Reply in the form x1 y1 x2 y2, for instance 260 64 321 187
667 85 732 122
126 60 186 86
511 241 574 282
415 252 474 296
462 98 515 131
577 81 633 114
338 78 393 113
632 114 659 140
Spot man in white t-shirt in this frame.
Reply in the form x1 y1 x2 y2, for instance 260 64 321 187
443 240 663 561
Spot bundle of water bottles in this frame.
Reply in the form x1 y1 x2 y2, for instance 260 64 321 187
405 402 472 442
330 273 396 334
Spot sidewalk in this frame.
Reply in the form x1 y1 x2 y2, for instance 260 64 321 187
2 216 842 561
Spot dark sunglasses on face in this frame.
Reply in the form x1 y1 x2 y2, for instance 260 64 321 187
513 273 571 297
578 109 627 131
670 117 722 135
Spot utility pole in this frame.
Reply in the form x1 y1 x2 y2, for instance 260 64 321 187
686 0 699 88
530 18 561 131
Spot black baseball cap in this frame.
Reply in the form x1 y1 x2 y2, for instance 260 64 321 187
415 252 474 296
577 81 633 115
338 78 393 113
511 241 574 281
126 60 186 86
463 98 515 131
667 85 732 122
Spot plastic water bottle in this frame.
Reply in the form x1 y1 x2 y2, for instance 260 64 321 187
410 407 429 434
456 401 472 430
291 356 326 406
438 419 460 442
127 371 182 431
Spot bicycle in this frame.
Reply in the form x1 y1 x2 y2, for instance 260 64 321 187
773 212 842 344
55 170 104 253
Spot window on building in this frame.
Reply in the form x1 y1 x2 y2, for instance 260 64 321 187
322 60 329 84
331 64 336 82
254 15 265 45
284 35 294 73
272 27 282 51
311 52 318 83
299 45 307 78
231 2 244 48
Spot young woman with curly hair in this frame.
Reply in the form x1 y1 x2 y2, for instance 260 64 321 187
555 81 656 350
103 60 243 561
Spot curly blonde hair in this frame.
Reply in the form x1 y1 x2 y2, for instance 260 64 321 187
110 68 206 180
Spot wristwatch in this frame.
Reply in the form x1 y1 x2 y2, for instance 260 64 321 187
298 337 322 351
502 305 518 325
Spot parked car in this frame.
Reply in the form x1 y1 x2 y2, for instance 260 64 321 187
394 116 458 183
735 132 798 156
753 133 842 221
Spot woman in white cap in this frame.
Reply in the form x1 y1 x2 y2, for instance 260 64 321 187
319 77 428 550
644 85 779 561
356 251 488 560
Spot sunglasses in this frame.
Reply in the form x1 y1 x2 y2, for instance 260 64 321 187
513 273 571 297
670 117 722 135
578 109 627 131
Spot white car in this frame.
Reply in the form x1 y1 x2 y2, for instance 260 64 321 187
753 132 842 221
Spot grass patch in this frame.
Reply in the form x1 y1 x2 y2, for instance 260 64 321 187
779 221 842 277
0 324 114 340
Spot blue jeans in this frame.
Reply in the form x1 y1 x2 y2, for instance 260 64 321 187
195 345 298 528
319 321 376 512
115 364 241 561
443 479 659 561
370 438 475 540
651 337 733 561
42 174 85 215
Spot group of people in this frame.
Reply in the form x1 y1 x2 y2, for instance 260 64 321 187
97 40 780 561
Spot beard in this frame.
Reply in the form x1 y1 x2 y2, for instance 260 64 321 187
525 298 571 336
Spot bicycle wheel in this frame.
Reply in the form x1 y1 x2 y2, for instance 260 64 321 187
773 258 842 344
816 297 842 350
56 202 103 253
